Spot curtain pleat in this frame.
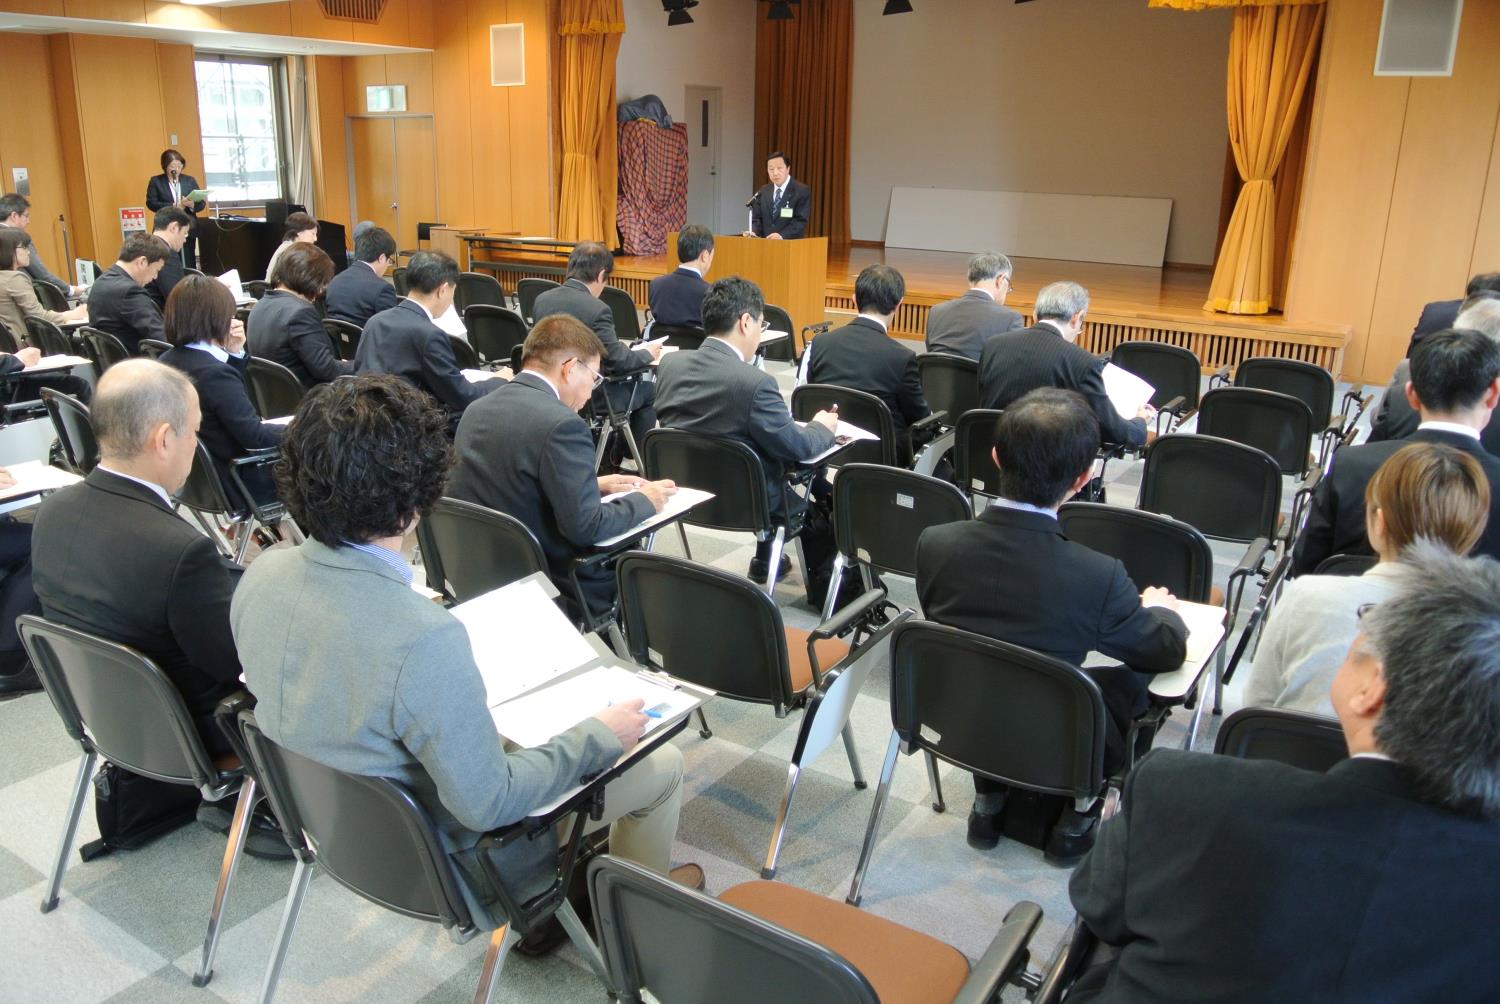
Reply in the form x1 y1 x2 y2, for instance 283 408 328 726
555 0 624 244
753 0 852 244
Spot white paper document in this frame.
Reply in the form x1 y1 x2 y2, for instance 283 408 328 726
462 368 504 383
216 269 247 303
449 578 601 707
798 419 878 465
648 345 680 366
27 354 90 372
1101 362 1155 420
595 486 715 547
490 665 702 748
0 460 81 502
263 415 294 426
434 304 468 336
761 330 790 344
1174 599 1228 666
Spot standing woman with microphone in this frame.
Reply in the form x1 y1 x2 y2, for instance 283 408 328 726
145 149 206 270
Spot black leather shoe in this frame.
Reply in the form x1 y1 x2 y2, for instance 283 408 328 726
967 809 1003 850
1044 804 1102 866
0 662 41 695
748 555 792 584
515 916 569 958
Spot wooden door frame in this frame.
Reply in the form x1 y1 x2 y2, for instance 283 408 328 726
345 113 440 244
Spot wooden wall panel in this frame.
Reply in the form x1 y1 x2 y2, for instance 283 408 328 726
218 3 293 36
62 0 144 19
290 0 353 41
405 0 434 50
344 54 388 114
1472 116 1500 278
385 53 433 113
466 0 515 232
0 33 69 271
351 0 408 46
154 42 203 180
144 3 224 29
47 35 95 260
307 55 351 230
507 0 550 236
431 2 477 228
1 1 65 14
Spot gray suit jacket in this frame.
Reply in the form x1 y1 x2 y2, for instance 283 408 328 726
533 278 650 378
231 539 622 919
924 289 1024 361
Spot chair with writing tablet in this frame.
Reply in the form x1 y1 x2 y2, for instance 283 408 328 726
31 280 69 313
1110 340 1202 436
600 285 643 343
137 338 172 360
465 304 528 369
760 304 798 363
321 318 362 362
449 334 482 371
38 388 99 475
415 497 548 605
516 278 558 326
246 357 305 421
455 271 506 317
23 315 74 357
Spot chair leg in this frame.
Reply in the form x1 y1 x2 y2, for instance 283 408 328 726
819 552 848 624
258 858 313 1004
619 422 645 472
675 521 692 560
593 424 612 471
693 707 712 740
846 731 903 908
232 520 254 564
193 777 257 987
842 722 867 789
472 924 517 1004
762 528 786 599
761 763 802 880
605 621 630 660
925 749 946 813
556 900 611 991
1182 681 1211 752
41 749 97 913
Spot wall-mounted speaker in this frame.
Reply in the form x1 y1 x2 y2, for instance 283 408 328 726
1375 0 1463 77
491 24 526 87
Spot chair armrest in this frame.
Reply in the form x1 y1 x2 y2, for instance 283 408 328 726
911 410 947 435
1030 915 1100 1004
806 588 888 681
1209 364 1231 389
212 689 257 778
1157 395 1186 416
230 447 281 468
951 901 1044 1004
1228 536 1271 585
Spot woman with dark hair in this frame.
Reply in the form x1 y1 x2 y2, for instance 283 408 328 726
246 242 350 387
0 229 87 345
145 149 205 269
265 212 319 287
158 274 283 508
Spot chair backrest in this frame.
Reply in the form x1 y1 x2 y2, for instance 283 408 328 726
954 408 1004 496
448 334 481 370
1057 502 1214 602
917 353 981 424
455 271 505 315
616 552 800 709
414 498 547 602
790 384 899 467
17 615 218 790
589 856 881 1004
81 326 131 375
641 429 773 534
761 304 797 362
1139 433 1282 543
174 440 241 518
247 279 268 300
831 464 971 577
1213 707 1348 773
1197 387 1315 476
1110 341 1203 412
238 711 477 928
391 267 409 297
1312 553 1378 577
24 314 73 356
1234 356 1334 425
322 317 362 362
890 620 1106 800
39 388 99 474
32 280 69 312
247 356 306 420
649 323 707 351
463 304 529 366
137 338 172 360
600 285 642 343
0 319 18 354
516 277 558 325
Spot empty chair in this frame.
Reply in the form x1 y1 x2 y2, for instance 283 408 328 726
589 855 1042 1004
464 304 528 368
321 317 361 362
599 285 642 343
32 279 69 313
79 326 130 378
646 322 706 351
1235 355 1359 467
1312 552 1378 576
246 357 306 421
917 352 981 427
455 271 506 316
1110 340 1203 433
24 314 73 356
516 277 558 326
390 267 408 297
449 333 482 370
137 338 172 359
16 616 257 988
760 303 798 363
1213 706 1348 772
39 388 99 474
954 408 1005 500
414 497 547 603
1197 386 1315 478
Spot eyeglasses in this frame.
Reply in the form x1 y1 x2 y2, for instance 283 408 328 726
1356 602 1377 620
573 358 604 389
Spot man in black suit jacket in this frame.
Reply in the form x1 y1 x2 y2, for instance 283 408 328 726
656 276 838 582
31 360 241 754
924 252 1025 360
144 149 206 269
1402 271 1500 357
449 316 676 620
354 251 504 434
1369 293 1500 445
1067 548 1500 1003
87 233 169 354
801 263 930 442
917 389 1186 858
647 225 712 328
325 224 398 327
1 193 78 296
534 242 660 452
742 152 810 240
145 206 191 310
1294 327 1500 575
979 281 1152 448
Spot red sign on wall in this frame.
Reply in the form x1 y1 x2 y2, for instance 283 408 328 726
119 207 147 237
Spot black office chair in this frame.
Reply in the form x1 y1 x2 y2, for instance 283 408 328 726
917 352 981 428
449 333 482 370
1196 386 1322 535
17 616 257 988
790 384 898 468
415 498 547 603
847 620 1115 907
455 271 506 316
1312 552 1378 576
246 357 305 420
616 551 888 876
954 408 1004 500
600 285 642 343
137 338 172 359
23 314 74 356
464 304 528 368
645 322 706 351
32 280 69 312
1110 340 1203 434
38 388 99 474
237 710 609 1004
321 317 361 362
80 326 130 376
246 279 268 300
589 855 1042 1004
0 319 19 354
761 303 798 363
1213 706 1348 772
390 267 408 297
1234 356 1364 468
175 442 289 564
516 277 558 326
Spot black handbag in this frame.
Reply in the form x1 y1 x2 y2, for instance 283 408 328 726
78 761 200 861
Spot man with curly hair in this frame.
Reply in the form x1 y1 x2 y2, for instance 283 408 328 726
231 373 699 944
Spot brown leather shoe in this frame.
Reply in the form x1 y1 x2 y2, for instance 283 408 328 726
670 863 706 892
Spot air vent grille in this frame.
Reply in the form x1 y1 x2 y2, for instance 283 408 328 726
319 0 387 24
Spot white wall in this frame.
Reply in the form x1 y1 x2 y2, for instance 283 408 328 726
616 0 757 239
851 0 1232 264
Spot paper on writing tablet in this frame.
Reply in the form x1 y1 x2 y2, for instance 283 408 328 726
1101 362 1155 421
1173 599 1227 666
29 354 91 372
448 578 600 707
594 486 715 547
0 460 82 501
216 269 246 302
490 665 699 747
462 368 504 383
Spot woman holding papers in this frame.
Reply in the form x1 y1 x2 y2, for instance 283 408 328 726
145 149 206 269
1245 442 1488 716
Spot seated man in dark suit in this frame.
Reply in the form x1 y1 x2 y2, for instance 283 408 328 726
1294 327 1500 575
656 276 838 583
354 250 504 434
916 389 1186 861
534 242 660 454
449 315 676 621
800 263 930 443
1402 270 1500 357
1067 547 1500 1003
324 224 398 327
741 151 810 240
145 206 191 310
924 252 1024 360
87 233 170 354
647 224 713 329
1369 294 1500 446
979 281 1152 448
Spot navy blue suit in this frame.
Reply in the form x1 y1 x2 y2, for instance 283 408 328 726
160 345 284 509
648 266 709 328
325 260 399 328
355 298 501 432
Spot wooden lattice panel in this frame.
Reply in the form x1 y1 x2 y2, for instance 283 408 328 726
320 0 387 23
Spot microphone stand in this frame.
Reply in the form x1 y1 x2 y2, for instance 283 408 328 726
745 195 755 235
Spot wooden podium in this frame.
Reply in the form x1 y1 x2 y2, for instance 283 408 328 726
672 234 828 351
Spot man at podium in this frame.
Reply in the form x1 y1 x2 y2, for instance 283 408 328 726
742 152 810 240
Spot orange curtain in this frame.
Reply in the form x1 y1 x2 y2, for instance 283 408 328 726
753 0 853 244
554 0 625 244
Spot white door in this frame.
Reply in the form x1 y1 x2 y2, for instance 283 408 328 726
684 85 722 234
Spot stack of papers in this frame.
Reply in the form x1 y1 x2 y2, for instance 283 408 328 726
26 355 91 372
0 460 82 502
1101 363 1155 420
462 368 505 383
449 578 601 707
797 419 878 464
595 486 715 547
490 665 700 747
1172 599 1229 665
